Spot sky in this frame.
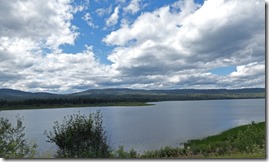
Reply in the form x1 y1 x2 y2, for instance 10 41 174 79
0 0 265 93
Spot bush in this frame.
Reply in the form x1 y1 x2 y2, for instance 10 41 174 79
0 116 37 158
45 110 111 158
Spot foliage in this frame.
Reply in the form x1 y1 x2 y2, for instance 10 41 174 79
112 146 139 158
141 146 188 158
45 110 111 158
0 116 37 158
230 121 265 153
183 121 265 158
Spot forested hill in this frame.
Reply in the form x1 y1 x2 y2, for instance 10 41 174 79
0 88 265 110
0 88 265 101
0 89 58 100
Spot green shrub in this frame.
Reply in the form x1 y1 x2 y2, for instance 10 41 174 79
0 116 37 158
184 121 265 158
141 146 185 158
231 121 265 153
45 110 111 158
112 146 139 158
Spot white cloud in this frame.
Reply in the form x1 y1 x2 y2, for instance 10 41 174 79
171 0 199 14
0 37 39 71
123 0 142 15
96 5 113 17
24 47 111 92
103 4 196 46
0 0 265 92
82 13 99 28
230 62 265 78
0 0 112 92
0 41 112 92
106 6 120 27
0 0 78 49
103 0 265 89
116 0 126 4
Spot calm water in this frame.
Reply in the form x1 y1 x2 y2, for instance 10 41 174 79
0 99 265 153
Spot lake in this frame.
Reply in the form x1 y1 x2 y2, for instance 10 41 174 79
0 98 265 154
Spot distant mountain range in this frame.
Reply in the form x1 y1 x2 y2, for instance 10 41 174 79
0 89 58 100
0 88 265 101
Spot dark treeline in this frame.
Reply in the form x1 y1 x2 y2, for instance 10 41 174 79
0 97 150 109
0 91 265 110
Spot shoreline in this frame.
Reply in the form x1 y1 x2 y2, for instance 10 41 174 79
36 121 265 158
0 97 264 111
0 102 154 111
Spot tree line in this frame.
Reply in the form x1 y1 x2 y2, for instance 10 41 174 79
0 97 154 109
0 92 264 110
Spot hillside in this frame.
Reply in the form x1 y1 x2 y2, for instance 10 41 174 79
0 88 265 101
0 88 265 110
0 89 59 100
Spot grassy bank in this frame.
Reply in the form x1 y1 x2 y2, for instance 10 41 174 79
111 121 266 159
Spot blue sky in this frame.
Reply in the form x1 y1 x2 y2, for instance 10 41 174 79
60 0 232 75
209 66 236 76
0 0 265 92
61 0 205 64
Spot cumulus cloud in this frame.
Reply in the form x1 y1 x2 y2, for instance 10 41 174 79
23 47 111 92
0 0 111 92
103 0 265 89
103 3 197 46
230 62 265 78
106 6 120 27
0 0 265 92
1 43 112 92
0 0 78 49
